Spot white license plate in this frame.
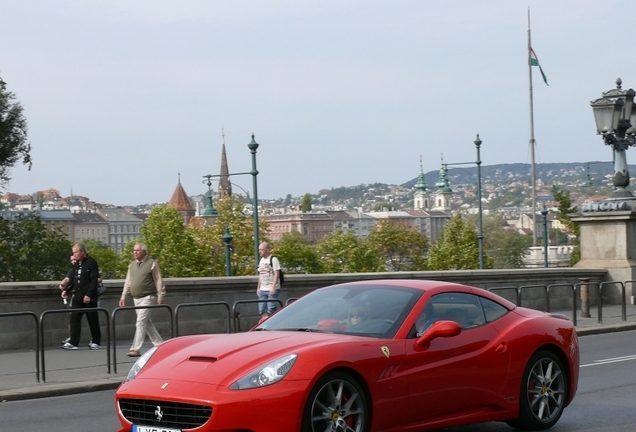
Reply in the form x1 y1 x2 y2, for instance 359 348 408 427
133 425 181 432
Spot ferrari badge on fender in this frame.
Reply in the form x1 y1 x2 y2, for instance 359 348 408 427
381 346 390 358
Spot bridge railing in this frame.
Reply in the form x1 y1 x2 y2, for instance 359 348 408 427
9 279 635 383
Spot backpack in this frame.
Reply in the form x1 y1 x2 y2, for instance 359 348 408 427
269 256 285 286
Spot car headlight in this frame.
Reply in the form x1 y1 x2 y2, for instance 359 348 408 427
125 346 157 382
229 354 297 390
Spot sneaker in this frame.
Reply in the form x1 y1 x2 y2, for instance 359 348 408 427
88 342 101 350
61 337 70 345
61 342 78 350
127 350 141 357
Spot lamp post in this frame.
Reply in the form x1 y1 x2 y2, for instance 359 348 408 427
444 134 485 269
200 175 219 223
541 206 548 268
222 227 233 276
590 78 636 198
247 134 260 268
203 133 261 273
475 134 484 270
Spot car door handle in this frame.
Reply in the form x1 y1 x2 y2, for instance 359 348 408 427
495 343 507 353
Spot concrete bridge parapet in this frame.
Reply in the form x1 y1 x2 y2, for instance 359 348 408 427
0 268 608 350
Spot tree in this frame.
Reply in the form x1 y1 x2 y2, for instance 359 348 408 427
367 221 428 271
552 185 580 265
548 228 569 246
0 75 32 187
0 213 71 281
476 214 530 269
137 206 210 277
190 195 270 276
272 231 323 274
82 239 123 279
316 230 384 273
301 193 312 213
427 213 484 270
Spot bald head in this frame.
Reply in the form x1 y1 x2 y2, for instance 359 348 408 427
258 242 271 258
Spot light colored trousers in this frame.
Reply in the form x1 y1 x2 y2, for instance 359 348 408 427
131 295 163 351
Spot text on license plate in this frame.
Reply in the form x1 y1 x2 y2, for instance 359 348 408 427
133 425 181 432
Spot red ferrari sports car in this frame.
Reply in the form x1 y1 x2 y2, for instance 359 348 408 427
115 279 579 432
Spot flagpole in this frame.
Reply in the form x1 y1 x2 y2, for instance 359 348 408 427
528 8 537 246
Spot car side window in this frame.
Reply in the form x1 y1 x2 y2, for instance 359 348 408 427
478 297 509 323
416 293 486 332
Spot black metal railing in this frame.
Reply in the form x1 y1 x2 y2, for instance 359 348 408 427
6 279 636 383
0 311 39 382
231 299 284 333
39 307 111 382
174 302 231 337
111 304 173 374
598 281 626 324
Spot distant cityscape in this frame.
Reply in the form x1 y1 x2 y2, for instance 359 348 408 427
0 160 619 268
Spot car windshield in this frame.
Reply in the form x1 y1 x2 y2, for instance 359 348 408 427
256 284 423 338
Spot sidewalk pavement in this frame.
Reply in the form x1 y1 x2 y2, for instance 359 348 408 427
2 304 636 403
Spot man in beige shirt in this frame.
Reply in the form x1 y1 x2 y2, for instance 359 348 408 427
119 243 166 357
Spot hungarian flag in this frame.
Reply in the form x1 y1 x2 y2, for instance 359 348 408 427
529 47 549 86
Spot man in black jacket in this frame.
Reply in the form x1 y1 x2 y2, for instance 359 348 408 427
61 243 102 350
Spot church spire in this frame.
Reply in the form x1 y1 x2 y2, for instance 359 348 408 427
168 173 195 225
414 156 428 192
413 156 429 210
432 156 453 212
218 129 232 198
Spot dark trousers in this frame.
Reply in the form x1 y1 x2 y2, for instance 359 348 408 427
69 301 101 346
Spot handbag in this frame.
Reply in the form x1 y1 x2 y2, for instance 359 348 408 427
97 282 106 297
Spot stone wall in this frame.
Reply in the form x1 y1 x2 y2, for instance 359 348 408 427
0 268 608 350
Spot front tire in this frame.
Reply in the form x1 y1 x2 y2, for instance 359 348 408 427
507 350 568 430
302 371 369 432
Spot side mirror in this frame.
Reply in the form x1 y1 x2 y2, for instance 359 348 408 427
415 320 462 348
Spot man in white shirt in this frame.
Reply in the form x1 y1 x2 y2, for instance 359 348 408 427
256 242 281 318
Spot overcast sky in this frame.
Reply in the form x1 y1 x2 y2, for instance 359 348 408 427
1 0 635 206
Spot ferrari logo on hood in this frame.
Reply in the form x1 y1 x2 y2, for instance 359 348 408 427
381 346 390 358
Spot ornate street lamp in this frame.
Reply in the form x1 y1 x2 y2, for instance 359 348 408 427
590 78 636 197
247 134 260 268
474 134 484 270
443 134 485 269
200 175 218 224
202 133 261 272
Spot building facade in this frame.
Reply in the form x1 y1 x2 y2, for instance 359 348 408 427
73 212 109 245
0 209 75 241
266 212 336 243
97 207 142 252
